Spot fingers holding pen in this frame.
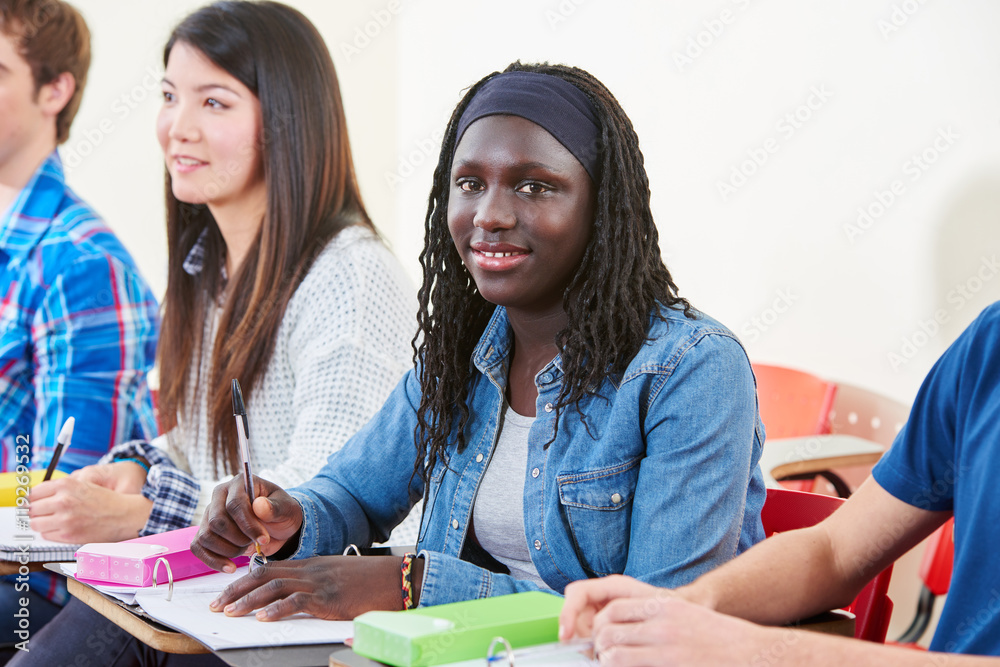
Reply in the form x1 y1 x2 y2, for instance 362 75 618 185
192 479 263 573
191 476 304 573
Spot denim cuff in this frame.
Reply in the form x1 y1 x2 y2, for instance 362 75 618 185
416 549 494 607
285 489 318 559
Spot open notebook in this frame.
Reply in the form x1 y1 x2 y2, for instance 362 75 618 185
0 507 80 562
60 562 353 651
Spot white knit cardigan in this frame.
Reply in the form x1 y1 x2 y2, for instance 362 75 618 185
154 226 417 538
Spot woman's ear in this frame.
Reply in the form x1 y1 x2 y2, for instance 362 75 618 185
38 71 76 117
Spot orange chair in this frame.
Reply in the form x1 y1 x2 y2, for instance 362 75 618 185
753 364 838 493
761 488 895 642
895 518 954 645
753 364 838 439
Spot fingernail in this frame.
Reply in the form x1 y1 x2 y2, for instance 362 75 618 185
224 604 236 614
256 609 268 620
209 597 221 610
223 564 235 573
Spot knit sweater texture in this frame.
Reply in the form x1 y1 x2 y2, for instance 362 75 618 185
157 226 417 539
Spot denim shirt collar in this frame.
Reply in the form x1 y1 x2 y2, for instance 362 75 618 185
471 307 565 382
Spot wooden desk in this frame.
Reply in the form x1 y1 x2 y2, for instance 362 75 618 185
65 570 854 667
0 560 54 575
65 576 343 666
759 435 884 489
57 550 415 667
66 577 206 654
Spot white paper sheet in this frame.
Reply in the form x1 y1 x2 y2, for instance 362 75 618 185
134 588 353 651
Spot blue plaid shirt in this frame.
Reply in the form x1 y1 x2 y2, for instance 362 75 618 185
0 152 159 605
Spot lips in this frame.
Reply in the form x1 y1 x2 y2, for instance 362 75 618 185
469 241 530 271
171 154 208 173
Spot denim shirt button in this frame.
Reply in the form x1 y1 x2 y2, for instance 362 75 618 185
539 373 553 384
544 403 554 413
611 493 622 504
533 540 541 550
452 519 459 530
476 453 484 463
531 468 540 478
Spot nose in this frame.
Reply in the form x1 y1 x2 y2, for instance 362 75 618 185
472 188 516 232
166 101 200 143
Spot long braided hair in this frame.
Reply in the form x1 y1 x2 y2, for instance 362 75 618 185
413 61 692 484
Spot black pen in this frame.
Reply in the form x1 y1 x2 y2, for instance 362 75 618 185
231 379 265 567
43 417 75 481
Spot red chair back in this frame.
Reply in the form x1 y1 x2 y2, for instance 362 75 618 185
761 488 894 642
920 519 954 596
753 364 837 439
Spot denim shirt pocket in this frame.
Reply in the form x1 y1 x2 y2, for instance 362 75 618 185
557 457 641 576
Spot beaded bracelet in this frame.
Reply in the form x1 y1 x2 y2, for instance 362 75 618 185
400 552 417 610
115 457 150 473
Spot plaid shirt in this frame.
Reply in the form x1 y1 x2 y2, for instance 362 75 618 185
0 152 159 605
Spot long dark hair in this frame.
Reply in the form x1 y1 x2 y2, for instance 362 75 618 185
413 62 692 482
156 1 372 474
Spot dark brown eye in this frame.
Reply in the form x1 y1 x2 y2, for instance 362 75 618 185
517 182 550 195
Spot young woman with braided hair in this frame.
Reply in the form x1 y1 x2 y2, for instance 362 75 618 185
29 62 766 666
188 61 767 620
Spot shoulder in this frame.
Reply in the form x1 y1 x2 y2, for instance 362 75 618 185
937 301 1000 396
281 226 415 341
957 301 1000 354
622 304 751 380
294 225 411 299
38 197 150 294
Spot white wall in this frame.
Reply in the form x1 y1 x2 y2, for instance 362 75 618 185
395 0 1000 404
65 0 1000 406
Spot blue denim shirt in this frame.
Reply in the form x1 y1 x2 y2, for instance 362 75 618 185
287 305 765 607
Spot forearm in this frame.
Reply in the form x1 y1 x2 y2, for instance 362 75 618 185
753 626 999 667
678 525 858 625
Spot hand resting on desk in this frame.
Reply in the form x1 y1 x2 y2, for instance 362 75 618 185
27 461 153 542
208 555 415 620
192 474 425 622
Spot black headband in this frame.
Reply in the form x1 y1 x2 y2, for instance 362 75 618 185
454 71 601 182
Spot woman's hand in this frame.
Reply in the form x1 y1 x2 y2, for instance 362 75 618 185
71 460 148 494
28 477 153 543
208 555 421 621
191 475 304 573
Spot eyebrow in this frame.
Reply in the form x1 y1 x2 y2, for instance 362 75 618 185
161 77 243 97
452 159 563 173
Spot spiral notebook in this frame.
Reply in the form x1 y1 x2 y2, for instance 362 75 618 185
0 507 80 562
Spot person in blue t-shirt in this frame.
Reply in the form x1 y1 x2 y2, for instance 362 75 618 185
560 301 1000 664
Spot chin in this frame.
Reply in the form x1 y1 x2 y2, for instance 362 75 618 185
170 184 208 206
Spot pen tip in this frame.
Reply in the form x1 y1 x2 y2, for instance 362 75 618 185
231 379 244 414
58 417 74 444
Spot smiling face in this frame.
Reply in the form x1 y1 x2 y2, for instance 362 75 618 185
156 41 264 211
447 114 595 319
